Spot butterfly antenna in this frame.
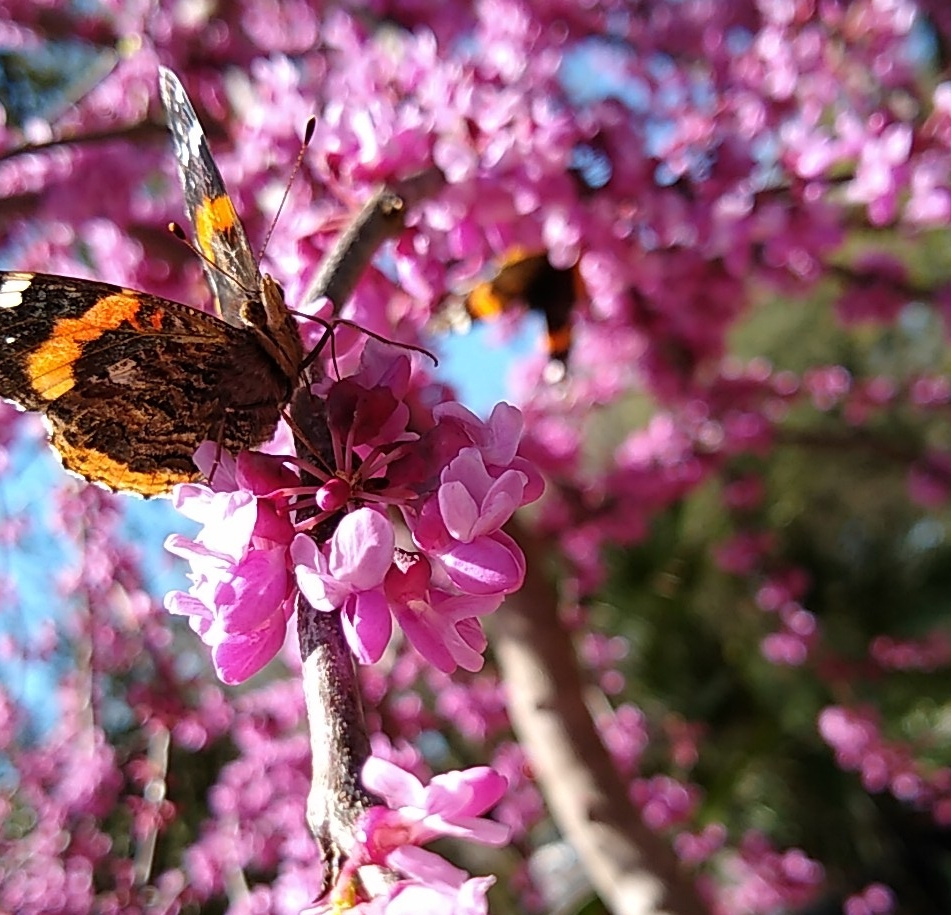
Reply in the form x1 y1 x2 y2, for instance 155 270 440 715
289 310 440 371
167 221 255 294
258 116 317 262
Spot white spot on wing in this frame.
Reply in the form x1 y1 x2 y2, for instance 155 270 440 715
158 67 204 169
4 336 16 345
0 274 33 307
184 119 204 165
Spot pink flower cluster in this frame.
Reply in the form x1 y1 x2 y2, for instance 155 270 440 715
845 883 896 915
708 832 824 915
166 340 542 683
870 632 951 671
308 756 510 915
818 705 951 825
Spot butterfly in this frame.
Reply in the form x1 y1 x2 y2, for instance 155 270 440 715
0 68 304 495
435 248 583 374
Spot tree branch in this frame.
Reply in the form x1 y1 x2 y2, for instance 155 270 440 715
0 119 168 163
297 596 375 875
289 387 374 891
490 519 709 915
300 168 444 312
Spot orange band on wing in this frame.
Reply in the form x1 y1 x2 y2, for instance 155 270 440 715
195 195 239 261
53 434 192 495
498 245 533 269
27 293 146 400
467 283 505 319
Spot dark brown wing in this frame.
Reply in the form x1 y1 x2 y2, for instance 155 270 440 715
0 271 289 495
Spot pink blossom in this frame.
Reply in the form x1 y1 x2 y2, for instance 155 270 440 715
381 851 495 915
413 502 527 596
360 755 510 851
412 449 529 596
908 452 951 507
292 508 396 663
306 854 494 915
845 122 912 225
631 775 701 830
870 633 951 672
164 447 299 684
163 337 541 677
384 552 500 673
714 832 824 914
844 883 896 915
310 758 508 913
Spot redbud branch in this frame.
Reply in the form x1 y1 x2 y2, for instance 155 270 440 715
24 10 121 48
0 120 168 163
0 191 42 224
297 594 376 885
490 520 709 915
132 723 170 886
289 384 376 889
299 168 444 312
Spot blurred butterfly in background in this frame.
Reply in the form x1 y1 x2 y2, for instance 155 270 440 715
435 249 584 378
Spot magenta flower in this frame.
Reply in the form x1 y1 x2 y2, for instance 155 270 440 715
411 448 529 596
845 122 912 226
439 448 528 540
433 401 523 466
384 552 500 673
305 858 493 915
307 757 509 914
292 508 396 663
315 338 412 448
359 755 511 851
433 402 545 500
165 335 541 679
164 446 299 684
379 851 495 915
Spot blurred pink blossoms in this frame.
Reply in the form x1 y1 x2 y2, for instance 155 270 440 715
165 340 543 683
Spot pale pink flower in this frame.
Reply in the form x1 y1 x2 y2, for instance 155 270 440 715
292 508 396 663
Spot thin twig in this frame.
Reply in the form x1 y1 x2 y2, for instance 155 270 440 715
0 119 167 163
133 724 170 886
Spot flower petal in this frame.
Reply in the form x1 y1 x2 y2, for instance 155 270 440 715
344 588 393 663
428 767 508 816
362 756 426 808
211 619 286 684
293 534 350 610
437 532 525 594
214 548 289 631
438 480 479 541
395 604 453 672
329 508 395 588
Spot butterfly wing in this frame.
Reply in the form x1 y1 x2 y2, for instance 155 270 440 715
158 67 261 327
0 272 288 494
465 252 577 364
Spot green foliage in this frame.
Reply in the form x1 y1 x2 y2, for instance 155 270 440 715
591 284 951 911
